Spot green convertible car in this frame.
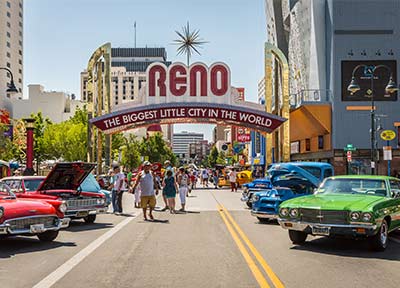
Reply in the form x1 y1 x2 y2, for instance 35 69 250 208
278 175 400 251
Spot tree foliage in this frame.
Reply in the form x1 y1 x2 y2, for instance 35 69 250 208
138 133 176 165
0 123 16 161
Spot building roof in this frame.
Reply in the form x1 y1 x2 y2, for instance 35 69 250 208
111 48 167 59
111 61 172 72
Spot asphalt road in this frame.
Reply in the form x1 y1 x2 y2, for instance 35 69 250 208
1 187 400 288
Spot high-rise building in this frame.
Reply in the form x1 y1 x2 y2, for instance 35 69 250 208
265 0 400 174
0 0 23 109
173 131 204 159
80 47 173 141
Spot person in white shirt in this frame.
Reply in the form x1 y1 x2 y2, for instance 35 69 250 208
113 165 127 214
229 169 237 192
177 167 189 212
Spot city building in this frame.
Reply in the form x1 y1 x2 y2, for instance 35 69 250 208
263 0 400 174
10 84 85 123
80 47 173 142
0 0 23 110
173 131 204 160
189 140 210 164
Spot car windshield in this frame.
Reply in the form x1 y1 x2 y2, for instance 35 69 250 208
24 179 44 191
318 178 387 196
0 183 13 197
298 166 321 179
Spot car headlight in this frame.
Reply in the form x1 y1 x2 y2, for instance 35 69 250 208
280 207 289 217
0 207 3 218
97 198 105 205
289 208 299 218
362 212 373 222
59 202 67 213
350 211 361 221
252 195 260 202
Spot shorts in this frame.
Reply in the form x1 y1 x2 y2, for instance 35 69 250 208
141 195 156 209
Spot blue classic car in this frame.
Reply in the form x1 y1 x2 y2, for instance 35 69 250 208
249 162 334 222
80 173 112 207
241 179 273 208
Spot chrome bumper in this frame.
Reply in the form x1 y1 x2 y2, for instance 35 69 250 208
251 211 278 219
66 206 108 218
0 216 70 235
278 219 377 234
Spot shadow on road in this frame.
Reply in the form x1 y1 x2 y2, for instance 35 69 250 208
290 236 400 261
0 237 76 259
255 220 279 225
66 221 115 232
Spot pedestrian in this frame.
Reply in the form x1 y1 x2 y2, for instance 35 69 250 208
201 168 209 187
132 161 159 221
161 160 175 211
212 170 219 189
113 165 127 215
162 170 178 213
134 184 142 208
177 167 189 212
229 169 237 192
190 170 196 191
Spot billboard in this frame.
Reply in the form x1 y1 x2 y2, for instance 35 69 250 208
341 60 397 101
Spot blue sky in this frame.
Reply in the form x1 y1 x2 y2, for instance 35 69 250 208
24 0 266 140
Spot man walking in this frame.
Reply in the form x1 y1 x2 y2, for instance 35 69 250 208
132 161 159 221
113 165 127 214
229 169 237 192
161 160 174 211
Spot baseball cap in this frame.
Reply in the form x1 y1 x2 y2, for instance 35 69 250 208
143 161 151 166
164 160 171 165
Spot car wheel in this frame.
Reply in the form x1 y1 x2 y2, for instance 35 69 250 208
84 214 97 224
246 201 252 208
370 219 389 251
37 230 59 242
257 217 269 223
288 230 307 244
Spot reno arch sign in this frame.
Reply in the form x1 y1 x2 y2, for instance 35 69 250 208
90 62 286 134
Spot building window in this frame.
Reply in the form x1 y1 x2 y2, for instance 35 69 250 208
18 69 22 74
18 59 22 65
7 42 10 48
19 40 22 46
7 1 11 8
19 88 22 92
6 52 10 58
19 50 22 55
6 32 10 38
19 31 22 37
7 22 11 28
6 62 10 68
7 12 11 17
18 78 22 83
318 135 324 150
6 72 10 78
19 12 22 18
305 139 311 151
19 22 23 28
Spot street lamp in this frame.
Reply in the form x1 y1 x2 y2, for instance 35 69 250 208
23 118 35 176
347 64 398 175
0 67 19 94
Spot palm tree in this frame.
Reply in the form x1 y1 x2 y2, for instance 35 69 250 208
173 22 208 66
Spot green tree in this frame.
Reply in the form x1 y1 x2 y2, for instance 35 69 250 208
120 134 141 170
139 133 176 165
207 146 219 167
30 112 52 171
216 151 226 165
0 123 17 161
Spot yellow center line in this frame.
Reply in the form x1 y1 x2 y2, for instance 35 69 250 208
220 204 285 288
217 204 271 288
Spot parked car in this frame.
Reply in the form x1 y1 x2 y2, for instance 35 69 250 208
278 175 400 251
242 162 333 209
236 170 253 187
0 182 69 241
1 162 108 224
251 174 316 222
80 173 112 207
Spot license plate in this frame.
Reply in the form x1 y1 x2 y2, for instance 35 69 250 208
30 224 45 233
77 211 89 217
312 226 330 236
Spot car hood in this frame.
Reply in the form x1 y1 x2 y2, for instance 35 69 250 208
283 193 386 211
244 179 273 189
0 199 55 221
80 173 101 192
268 164 320 187
37 162 96 192
37 190 103 199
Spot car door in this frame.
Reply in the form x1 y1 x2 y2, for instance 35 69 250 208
388 179 400 230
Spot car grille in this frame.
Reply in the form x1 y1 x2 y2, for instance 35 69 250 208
300 208 349 224
7 216 58 230
261 200 276 206
66 199 99 209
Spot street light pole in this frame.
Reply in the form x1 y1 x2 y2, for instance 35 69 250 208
0 67 19 94
347 64 398 175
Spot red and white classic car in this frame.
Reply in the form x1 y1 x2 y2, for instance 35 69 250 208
1 162 108 224
0 182 69 241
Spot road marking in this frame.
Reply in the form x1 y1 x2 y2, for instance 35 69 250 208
33 216 137 288
217 204 271 288
220 204 285 288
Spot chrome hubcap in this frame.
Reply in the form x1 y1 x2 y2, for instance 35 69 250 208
380 222 388 245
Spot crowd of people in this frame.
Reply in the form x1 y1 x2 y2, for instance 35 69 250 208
106 160 200 220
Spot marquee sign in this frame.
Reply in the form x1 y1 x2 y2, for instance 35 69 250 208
90 62 286 134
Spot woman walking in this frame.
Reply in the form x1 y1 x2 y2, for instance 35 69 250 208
163 170 178 213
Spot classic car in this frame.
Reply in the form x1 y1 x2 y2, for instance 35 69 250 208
242 162 333 209
278 175 400 251
251 174 316 222
1 162 108 223
80 173 112 207
236 171 253 187
0 182 69 241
